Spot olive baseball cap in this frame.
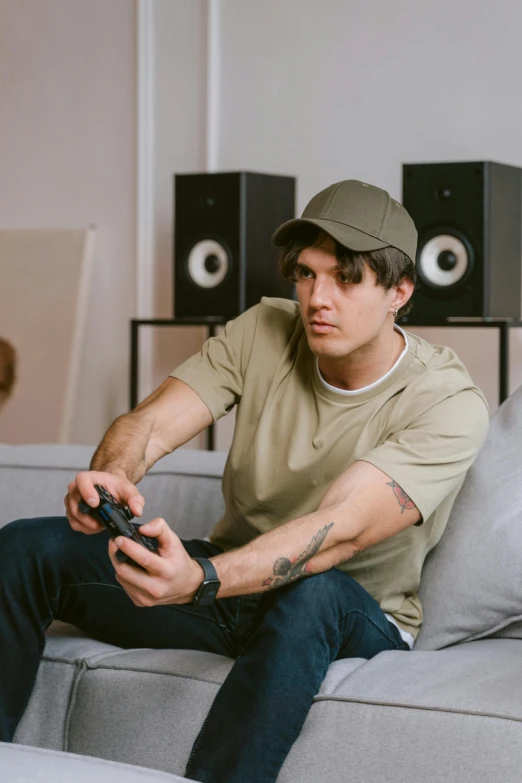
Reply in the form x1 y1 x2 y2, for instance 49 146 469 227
271 179 417 263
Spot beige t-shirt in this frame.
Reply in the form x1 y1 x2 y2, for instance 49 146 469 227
170 297 489 638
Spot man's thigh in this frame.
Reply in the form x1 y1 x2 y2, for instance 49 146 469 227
252 567 409 661
330 570 410 659
22 517 244 658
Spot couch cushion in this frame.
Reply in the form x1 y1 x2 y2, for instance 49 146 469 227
316 638 522 718
42 633 364 776
15 622 358 774
278 638 522 783
0 445 226 541
14 622 122 750
415 383 522 650
0 742 186 782
65 649 233 774
280 696 522 783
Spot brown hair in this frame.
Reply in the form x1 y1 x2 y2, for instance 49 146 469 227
0 338 16 400
278 224 417 318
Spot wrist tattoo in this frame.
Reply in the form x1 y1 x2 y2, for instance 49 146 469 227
387 480 416 513
261 522 334 590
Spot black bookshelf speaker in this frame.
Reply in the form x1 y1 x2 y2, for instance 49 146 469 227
174 172 296 320
400 161 522 324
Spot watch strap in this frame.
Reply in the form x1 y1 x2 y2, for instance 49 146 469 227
192 557 220 606
193 557 219 583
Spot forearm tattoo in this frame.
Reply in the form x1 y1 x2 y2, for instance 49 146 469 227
387 480 416 513
261 522 335 590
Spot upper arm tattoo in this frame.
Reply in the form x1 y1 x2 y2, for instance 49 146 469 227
386 480 417 513
261 522 334 590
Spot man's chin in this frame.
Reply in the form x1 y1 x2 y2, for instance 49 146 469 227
305 334 346 359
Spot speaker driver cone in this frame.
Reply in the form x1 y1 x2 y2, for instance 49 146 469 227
186 239 230 288
418 234 471 288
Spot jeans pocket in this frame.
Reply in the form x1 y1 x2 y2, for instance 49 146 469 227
233 595 263 655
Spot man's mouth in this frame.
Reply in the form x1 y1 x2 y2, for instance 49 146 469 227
310 320 336 334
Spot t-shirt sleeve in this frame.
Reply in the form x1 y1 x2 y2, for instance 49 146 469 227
359 389 490 525
169 305 260 421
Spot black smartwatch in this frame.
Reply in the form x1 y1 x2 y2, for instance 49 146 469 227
192 557 221 607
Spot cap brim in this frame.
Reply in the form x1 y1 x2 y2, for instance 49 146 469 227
271 218 390 253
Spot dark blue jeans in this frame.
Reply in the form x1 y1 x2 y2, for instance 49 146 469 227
0 517 409 782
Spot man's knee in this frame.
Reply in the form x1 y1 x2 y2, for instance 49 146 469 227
0 517 72 570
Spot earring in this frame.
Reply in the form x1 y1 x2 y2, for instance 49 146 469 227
393 309 398 318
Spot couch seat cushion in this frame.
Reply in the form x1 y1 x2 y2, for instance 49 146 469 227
13 622 122 749
278 639 522 783
62 640 365 775
0 742 186 782
317 638 522 718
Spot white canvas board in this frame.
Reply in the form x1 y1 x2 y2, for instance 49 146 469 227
0 228 95 443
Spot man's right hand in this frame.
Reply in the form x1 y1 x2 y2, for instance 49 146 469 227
64 471 145 535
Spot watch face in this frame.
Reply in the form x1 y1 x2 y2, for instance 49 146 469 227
196 580 220 606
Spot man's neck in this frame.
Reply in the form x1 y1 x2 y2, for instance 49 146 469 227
318 327 406 392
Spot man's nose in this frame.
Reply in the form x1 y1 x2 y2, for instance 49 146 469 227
309 277 333 309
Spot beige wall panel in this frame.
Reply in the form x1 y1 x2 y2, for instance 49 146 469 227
0 0 136 446
0 229 93 443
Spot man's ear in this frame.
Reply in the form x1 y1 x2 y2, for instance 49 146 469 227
393 277 415 312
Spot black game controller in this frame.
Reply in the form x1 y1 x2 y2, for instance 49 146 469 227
78 484 159 568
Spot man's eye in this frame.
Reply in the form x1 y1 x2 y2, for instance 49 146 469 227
338 272 351 284
296 267 312 279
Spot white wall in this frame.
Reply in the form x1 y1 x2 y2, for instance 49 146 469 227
0 0 136 444
150 0 208 377
214 0 522 412
5 0 515 447
142 0 210 449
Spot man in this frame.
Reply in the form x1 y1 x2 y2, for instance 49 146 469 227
0 180 489 782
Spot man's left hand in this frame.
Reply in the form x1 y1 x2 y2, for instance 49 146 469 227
108 519 204 606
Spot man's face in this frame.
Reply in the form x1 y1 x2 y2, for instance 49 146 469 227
295 236 396 361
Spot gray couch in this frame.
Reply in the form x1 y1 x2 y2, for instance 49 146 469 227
3 383 522 782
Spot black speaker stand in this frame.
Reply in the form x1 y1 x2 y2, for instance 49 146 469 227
398 318 522 405
130 318 226 451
